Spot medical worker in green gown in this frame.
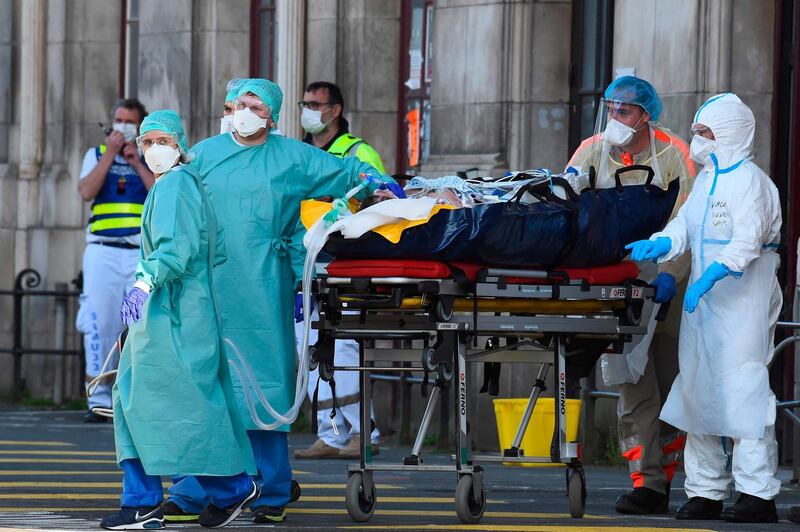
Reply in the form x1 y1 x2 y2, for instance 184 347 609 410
163 79 393 524
102 110 258 531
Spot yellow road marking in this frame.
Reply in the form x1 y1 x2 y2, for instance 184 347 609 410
0 451 115 456
340 526 715 532
295 483 402 490
0 507 613 521
0 459 116 464
0 441 73 447
0 482 122 488
0 494 121 500
293 469 311 475
0 471 120 476
0 482 402 490
289 496 505 504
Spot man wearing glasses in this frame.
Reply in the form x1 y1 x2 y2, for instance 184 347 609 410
293 81 385 460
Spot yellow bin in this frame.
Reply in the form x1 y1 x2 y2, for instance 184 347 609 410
493 398 581 467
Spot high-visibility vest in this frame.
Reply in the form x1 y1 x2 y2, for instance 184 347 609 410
327 134 385 174
88 144 148 236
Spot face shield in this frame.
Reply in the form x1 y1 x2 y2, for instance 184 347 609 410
587 98 665 188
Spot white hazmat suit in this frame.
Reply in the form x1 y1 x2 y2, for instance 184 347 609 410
651 93 782 500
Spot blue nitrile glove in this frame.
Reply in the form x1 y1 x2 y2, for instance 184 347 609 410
380 182 407 199
120 287 149 326
625 237 672 262
652 272 677 303
684 261 729 313
294 293 316 323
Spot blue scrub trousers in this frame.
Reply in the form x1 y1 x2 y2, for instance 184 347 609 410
120 459 252 509
168 431 292 513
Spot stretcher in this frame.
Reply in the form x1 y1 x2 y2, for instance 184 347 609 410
309 258 653 524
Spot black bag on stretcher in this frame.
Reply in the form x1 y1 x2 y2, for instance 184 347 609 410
323 165 679 269
558 165 680 268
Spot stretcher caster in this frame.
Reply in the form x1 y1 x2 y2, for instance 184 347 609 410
345 472 376 522
290 479 301 503
566 467 586 518
454 474 485 524
434 298 453 321
422 346 437 372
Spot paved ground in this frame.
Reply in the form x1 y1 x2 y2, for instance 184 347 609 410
0 410 799 531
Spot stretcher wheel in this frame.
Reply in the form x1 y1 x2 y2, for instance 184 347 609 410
454 474 485 524
308 346 319 371
567 467 586 518
290 479 301 503
435 299 453 321
422 347 437 372
345 472 376 522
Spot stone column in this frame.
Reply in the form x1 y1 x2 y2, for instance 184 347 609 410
275 0 305 138
18 0 47 181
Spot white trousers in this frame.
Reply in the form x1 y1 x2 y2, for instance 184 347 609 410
683 425 781 501
76 244 139 410
295 312 379 449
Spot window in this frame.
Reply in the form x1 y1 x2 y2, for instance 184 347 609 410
121 0 140 98
568 0 614 155
250 0 277 79
397 0 434 174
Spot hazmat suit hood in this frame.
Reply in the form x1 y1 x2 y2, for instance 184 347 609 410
693 93 755 168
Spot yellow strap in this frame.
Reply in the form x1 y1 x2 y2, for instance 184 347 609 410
299 200 455 244
89 217 142 232
91 203 144 216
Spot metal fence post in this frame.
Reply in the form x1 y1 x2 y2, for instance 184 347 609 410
52 282 68 405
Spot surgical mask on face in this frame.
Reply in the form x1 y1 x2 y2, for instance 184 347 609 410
113 123 138 143
690 135 717 165
220 115 234 135
144 144 180 174
603 119 636 147
300 107 330 135
233 108 268 137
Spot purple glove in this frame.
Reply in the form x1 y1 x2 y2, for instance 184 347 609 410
294 293 315 323
120 287 149 325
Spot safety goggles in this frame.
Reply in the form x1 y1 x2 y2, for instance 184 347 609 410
234 96 271 118
689 124 713 139
135 133 177 150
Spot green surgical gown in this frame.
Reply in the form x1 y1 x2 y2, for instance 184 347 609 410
190 133 389 431
112 166 256 476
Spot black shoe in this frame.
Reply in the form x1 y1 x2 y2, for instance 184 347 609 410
100 506 164 530
252 505 287 523
615 487 669 514
721 493 778 523
675 497 723 520
788 505 800 524
84 410 108 423
161 500 199 522
199 480 259 528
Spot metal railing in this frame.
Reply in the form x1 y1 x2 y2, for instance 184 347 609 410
0 269 82 402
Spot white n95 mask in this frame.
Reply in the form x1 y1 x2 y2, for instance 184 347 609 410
690 135 717 165
300 107 328 135
233 108 268 137
144 144 180 174
603 119 637 147
113 123 138 143
220 115 234 135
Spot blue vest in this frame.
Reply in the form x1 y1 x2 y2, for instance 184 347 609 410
88 145 148 237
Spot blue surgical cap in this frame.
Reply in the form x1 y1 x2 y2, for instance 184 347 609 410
236 78 283 124
604 76 663 122
139 110 188 154
225 78 248 103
